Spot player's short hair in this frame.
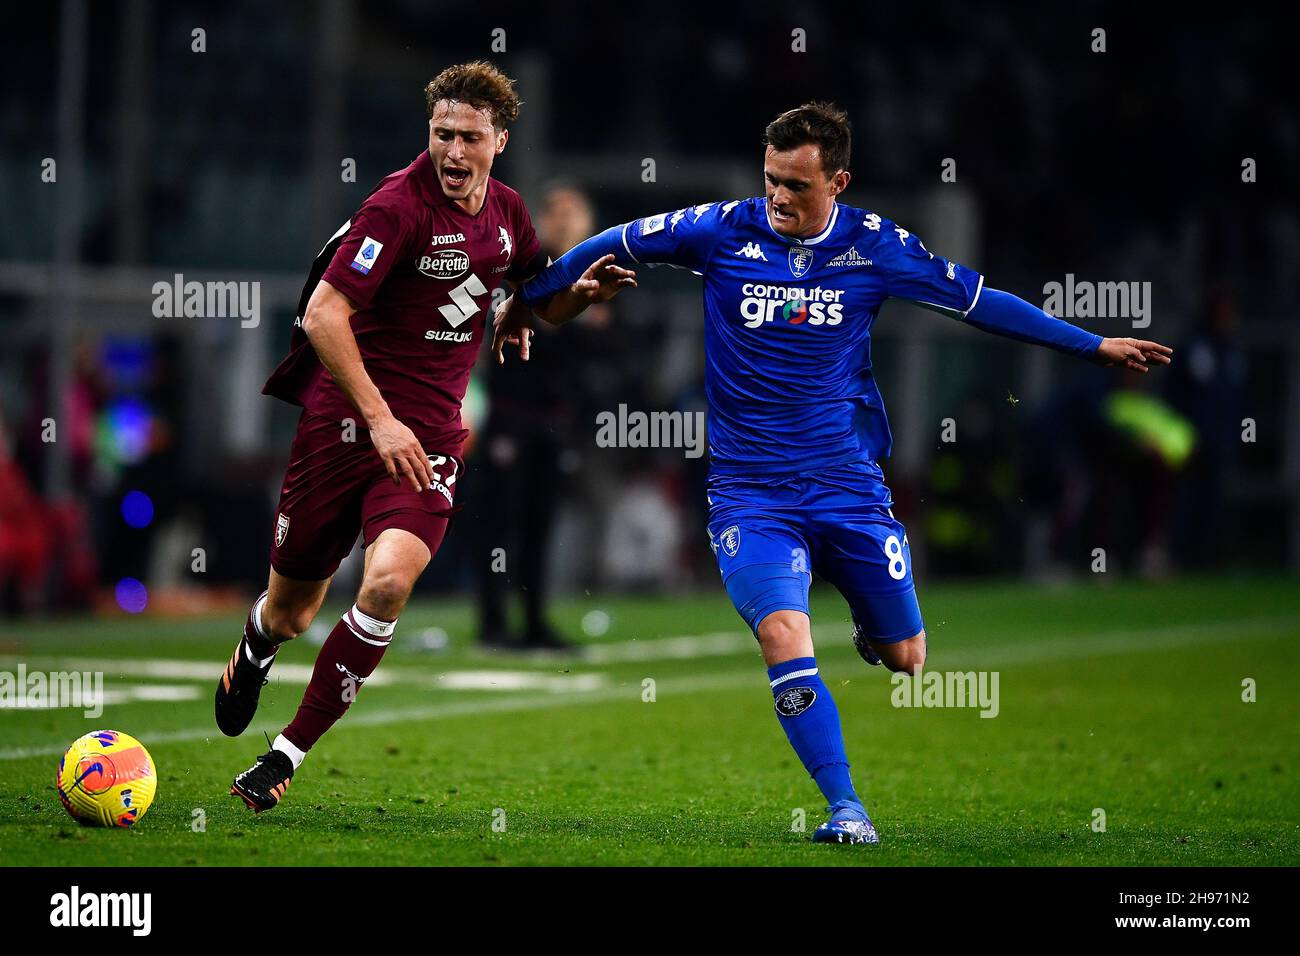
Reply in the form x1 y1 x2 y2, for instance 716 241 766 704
764 102 851 176
424 61 522 130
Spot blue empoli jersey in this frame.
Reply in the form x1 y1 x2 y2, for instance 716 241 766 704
629 199 983 475
531 198 984 475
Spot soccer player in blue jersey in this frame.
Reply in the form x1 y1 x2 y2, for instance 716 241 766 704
495 102 1172 844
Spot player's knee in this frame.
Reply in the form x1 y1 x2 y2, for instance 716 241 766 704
882 631 927 675
357 568 414 620
756 610 813 662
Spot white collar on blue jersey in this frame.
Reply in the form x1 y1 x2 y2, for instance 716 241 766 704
762 199 840 246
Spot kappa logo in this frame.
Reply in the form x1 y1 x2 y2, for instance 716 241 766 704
788 246 814 278
774 686 817 717
275 513 290 547
498 226 512 259
720 525 741 557
734 242 768 261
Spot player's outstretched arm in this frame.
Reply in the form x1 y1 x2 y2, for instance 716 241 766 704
302 279 433 492
964 288 1173 372
492 252 637 364
537 253 638 325
519 225 640 320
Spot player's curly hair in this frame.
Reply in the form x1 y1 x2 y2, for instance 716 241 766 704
764 101 852 175
424 61 522 129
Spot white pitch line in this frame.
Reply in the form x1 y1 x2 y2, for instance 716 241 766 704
0 658 608 693
433 670 607 692
0 671 762 761
0 614 1290 762
0 657 322 684
10 612 1291 681
581 631 752 663
0 684 201 709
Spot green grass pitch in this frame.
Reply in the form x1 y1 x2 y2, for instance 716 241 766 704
1 576 1297 866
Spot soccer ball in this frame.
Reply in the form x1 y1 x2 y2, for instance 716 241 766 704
56 730 158 827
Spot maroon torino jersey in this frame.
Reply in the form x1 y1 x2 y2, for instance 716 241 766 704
263 149 544 457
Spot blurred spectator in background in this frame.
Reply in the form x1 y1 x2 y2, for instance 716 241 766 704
1097 372 1195 578
0 401 97 614
923 396 1022 577
1168 284 1248 569
471 185 633 648
1027 368 1195 579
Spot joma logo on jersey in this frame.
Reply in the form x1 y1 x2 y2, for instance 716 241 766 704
734 242 767 261
417 249 469 280
431 233 466 246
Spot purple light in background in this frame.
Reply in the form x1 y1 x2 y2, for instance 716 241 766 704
120 490 155 528
115 578 148 614
104 398 152 464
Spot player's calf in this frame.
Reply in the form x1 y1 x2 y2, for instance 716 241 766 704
215 574 330 738
755 612 876 844
865 630 926 675
230 601 398 812
215 591 283 738
240 529 430 808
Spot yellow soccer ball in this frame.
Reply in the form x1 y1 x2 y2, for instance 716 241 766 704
56 730 158 827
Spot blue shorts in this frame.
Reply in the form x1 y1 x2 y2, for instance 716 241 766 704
706 459 923 643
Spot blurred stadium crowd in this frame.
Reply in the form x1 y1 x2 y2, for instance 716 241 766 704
1 2 1296 620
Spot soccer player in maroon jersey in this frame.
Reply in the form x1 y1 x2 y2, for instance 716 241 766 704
217 61 635 812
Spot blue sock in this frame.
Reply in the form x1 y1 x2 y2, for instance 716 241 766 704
768 657 860 807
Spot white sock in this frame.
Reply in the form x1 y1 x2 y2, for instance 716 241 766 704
345 604 397 644
244 593 278 667
251 592 270 639
273 733 306 770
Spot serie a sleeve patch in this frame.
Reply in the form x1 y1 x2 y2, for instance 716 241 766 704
639 214 666 236
350 237 384 275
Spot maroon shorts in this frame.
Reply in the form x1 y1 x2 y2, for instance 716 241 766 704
269 411 461 581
